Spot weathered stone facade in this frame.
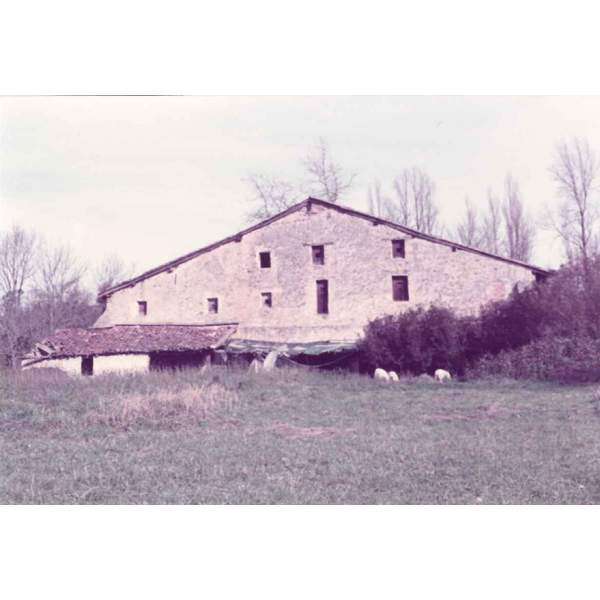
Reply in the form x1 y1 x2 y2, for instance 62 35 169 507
95 199 545 342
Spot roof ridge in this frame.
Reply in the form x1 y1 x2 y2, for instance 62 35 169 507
98 196 549 300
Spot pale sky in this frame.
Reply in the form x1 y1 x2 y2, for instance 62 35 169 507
2 96 599 289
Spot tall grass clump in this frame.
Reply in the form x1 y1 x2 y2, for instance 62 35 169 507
92 380 239 430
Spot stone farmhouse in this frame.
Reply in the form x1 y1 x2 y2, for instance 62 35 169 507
23 197 548 375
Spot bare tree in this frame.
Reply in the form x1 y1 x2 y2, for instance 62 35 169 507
95 254 135 297
245 138 355 222
302 138 356 203
454 196 482 247
480 189 503 255
502 174 535 262
35 243 85 333
549 137 599 273
245 174 298 222
0 225 37 303
0 226 37 368
367 180 391 219
388 167 439 235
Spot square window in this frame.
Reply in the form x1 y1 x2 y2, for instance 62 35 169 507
137 300 147 316
207 297 219 313
392 239 405 258
312 245 325 265
392 276 409 301
259 251 271 268
316 279 329 314
261 292 272 308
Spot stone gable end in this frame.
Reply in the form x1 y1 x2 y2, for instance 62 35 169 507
95 203 538 342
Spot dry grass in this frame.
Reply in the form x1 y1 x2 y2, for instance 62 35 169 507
92 382 239 430
2 367 600 504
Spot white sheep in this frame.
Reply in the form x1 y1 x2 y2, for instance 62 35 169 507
374 368 390 381
434 368 451 382
388 371 399 382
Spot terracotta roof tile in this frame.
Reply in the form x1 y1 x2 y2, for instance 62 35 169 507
28 324 237 359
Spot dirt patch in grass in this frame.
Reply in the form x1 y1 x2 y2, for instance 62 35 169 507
423 403 520 422
266 422 355 439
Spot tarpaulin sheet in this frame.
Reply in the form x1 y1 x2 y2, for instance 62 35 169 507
223 339 357 357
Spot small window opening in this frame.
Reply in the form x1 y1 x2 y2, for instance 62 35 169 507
138 300 147 316
392 275 409 301
261 292 273 308
81 356 94 376
392 239 405 258
259 251 271 268
316 279 329 314
312 245 325 265
207 297 219 313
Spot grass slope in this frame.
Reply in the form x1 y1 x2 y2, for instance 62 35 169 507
1 367 600 504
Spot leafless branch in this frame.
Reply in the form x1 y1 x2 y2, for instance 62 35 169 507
302 138 356 203
367 180 392 219
389 167 439 235
502 174 535 262
95 254 136 297
34 243 85 333
0 225 37 302
549 137 599 271
245 173 298 223
454 196 483 247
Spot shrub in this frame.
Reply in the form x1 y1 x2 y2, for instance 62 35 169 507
360 257 600 380
466 336 600 383
359 306 469 375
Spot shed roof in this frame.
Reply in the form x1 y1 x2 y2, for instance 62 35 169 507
98 197 550 300
24 323 238 362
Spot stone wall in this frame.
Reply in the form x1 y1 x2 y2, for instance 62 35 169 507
95 204 537 342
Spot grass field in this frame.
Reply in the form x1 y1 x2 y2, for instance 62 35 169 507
2 367 600 504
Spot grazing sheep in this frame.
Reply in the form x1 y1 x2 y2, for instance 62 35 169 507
374 368 390 381
434 368 451 382
388 371 399 382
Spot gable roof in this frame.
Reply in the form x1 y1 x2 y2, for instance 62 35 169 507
98 196 549 300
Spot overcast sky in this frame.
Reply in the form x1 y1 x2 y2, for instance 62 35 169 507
2 96 600 288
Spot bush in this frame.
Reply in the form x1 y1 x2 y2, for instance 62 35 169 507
359 306 469 375
466 336 600 383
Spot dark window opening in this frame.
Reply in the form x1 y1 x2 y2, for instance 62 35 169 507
261 292 273 308
316 279 329 314
392 239 405 258
138 300 147 316
208 297 219 313
81 356 94 376
312 245 325 265
392 275 409 301
259 251 271 268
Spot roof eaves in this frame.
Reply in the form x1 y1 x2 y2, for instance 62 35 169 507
99 196 548 302
307 198 550 274
97 198 311 300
